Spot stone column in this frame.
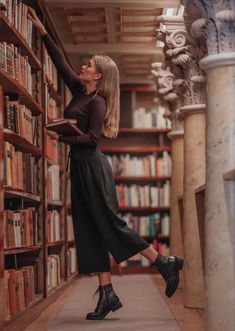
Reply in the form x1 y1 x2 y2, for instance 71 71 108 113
151 63 184 260
182 1 235 330
157 16 206 308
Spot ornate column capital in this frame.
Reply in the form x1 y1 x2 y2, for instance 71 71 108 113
182 0 235 54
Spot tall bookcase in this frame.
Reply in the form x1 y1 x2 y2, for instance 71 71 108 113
0 2 77 330
101 86 172 275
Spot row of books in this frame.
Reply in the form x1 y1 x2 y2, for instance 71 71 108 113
4 142 39 194
46 135 59 164
133 106 171 129
45 85 60 122
47 164 60 201
2 0 33 47
3 208 40 248
106 151 171 177
116 181 170 207
48 254 61 291
67 247 77 275
0 41 32 94
45 48 58 90
4 95 36 144
3 264 37 320
47 210 62 243
67 215 75 241
121 213 170 236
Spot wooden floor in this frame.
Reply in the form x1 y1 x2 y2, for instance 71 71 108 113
24 274 204 331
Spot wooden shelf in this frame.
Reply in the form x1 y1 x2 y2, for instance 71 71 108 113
114 175 171 182
4 244 43 255
119 206 170 213
118 128 171 134
47 199 63 207
4 129 42 156
47 240 65 247
101 146 171 153
0 12 42 72
4 186 41 202
0 67 42 115
68 239 75 244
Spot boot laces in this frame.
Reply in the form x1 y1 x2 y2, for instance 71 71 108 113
93 287 100 298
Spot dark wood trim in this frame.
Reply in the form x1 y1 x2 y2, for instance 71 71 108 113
4 244 43 255
0 85 4 330
47 240 65 247
119 206 170 213
4 186 41 202
101 146 171 153
114 176 171 182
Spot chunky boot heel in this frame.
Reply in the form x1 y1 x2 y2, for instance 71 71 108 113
151 254 184 298
86 283 123 320
111 301 123 312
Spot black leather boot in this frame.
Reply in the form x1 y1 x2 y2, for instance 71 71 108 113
151 254 184 298
86 283 123 320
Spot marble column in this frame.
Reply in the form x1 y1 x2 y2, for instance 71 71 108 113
157 15 206 308
182 0 235 329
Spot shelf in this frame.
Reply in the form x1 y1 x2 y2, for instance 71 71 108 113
47 240 65 247
4 186 41 202
118 128 171 134
101 146 171 153
4 244 43 255
119 206 170 214
47 157 63 173
46 75 63 106
0 12 42 72
4 129 42 156
3 293 44 326
68 239 75 244
114 176 171 182
0 67 42 115
47 199 64 207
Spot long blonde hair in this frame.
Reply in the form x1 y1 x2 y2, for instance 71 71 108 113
93 55 120 139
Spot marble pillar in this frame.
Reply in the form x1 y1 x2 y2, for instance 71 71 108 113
200 54 235 331
181 104 205 308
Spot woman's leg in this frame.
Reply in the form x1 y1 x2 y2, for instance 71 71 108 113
97 271 112 286
139 245 158 262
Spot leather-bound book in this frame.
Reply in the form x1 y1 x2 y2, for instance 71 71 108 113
46 119 84 136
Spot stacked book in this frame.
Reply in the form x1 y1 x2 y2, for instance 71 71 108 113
47 254 61 291
67 215 74 241
47 164 60 200
46 135 59 164
47 210 61 243
133 106 171 129
67 247 77 275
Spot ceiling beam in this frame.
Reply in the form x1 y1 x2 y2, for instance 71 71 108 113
64 43 162 55
105 7 116 43
45 0 180 9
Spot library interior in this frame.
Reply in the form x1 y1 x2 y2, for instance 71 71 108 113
0 1 234 331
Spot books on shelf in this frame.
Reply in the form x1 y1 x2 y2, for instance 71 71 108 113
47 254 61 291
46 119 84 136
45 85 60 122
133 106 171 129
106 151 171 177
46 135 59 163
116 181 170 208
45 48 58 89
67 215 74 241
67 247 77 276
47 164 60 200
47 210 62 243
4 208 40 248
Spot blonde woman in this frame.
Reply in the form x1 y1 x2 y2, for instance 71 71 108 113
29 8 184 321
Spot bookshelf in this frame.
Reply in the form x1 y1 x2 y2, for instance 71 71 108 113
101 88 172 274
0 2 77 330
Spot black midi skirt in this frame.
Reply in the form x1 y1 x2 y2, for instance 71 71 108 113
69 145 150 274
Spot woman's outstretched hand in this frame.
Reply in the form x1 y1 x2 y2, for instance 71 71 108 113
28 7 47 36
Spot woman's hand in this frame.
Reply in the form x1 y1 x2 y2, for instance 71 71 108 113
28 7 47 36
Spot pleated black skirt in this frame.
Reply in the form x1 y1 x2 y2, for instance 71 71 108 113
69 145 150 274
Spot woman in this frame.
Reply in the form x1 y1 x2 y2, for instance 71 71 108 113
28 8 184 321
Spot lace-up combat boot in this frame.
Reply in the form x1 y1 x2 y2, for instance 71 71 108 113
151 254 184 297
86 283 123 320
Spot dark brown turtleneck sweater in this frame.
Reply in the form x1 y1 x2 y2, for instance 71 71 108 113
42 33 106 147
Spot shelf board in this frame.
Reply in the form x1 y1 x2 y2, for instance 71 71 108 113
47 240 65 247
114 176 171 182
3 293 44 326
119 206 170 213
47 199 63 207
4 244 43 255
0 13 42 72
118 128 171 134
4 129 42 156
67 239 75 244
0 67 42 115
101 146 171 153
4 186 41 202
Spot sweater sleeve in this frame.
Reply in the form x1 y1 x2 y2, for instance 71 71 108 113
42 33 84 94
60 97 106 147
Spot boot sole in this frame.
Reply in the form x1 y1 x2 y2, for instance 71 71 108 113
166 257 184 298
86 301 123 320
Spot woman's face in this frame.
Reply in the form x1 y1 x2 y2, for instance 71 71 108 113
79 58 101 83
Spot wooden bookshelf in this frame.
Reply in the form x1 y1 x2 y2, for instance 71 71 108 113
119 206 170 213
0 4 78 330
114 175 171 182
101 146 171 153
118 128 171 134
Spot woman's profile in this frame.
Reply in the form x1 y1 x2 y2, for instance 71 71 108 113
28 8 184 321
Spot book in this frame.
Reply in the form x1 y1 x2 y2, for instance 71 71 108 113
46 119 84 136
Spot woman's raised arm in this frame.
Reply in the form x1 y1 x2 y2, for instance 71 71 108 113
28 8 84 94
